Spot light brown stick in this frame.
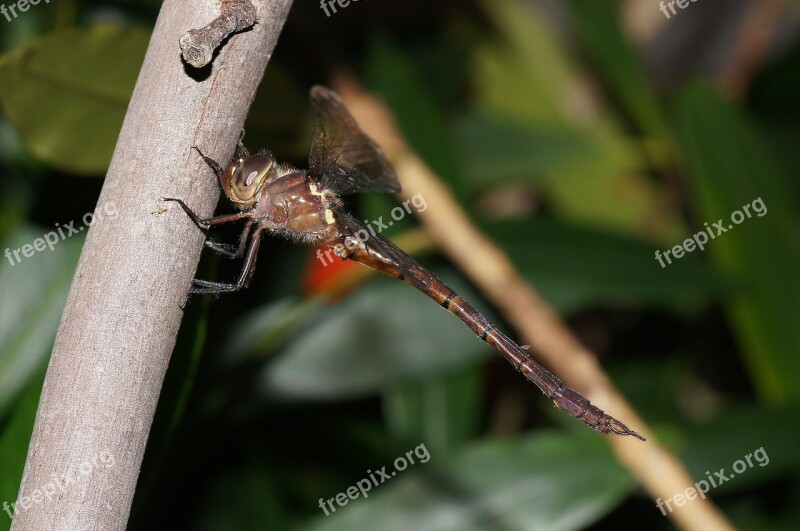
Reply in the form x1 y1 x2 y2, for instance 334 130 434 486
10 1 293 529
333 76 735 531
717 0 786 100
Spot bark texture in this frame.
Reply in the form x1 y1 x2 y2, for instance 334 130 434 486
11 1 293 529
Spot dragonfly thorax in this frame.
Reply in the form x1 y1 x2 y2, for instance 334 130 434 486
254 169 340 245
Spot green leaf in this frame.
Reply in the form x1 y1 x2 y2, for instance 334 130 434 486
222 296 325 365
568 0 669 139
681 403 800 495
674 83 800 402
195 462 289 531
0 371 44 527
456 113 600 185
473 0 577 125
382 367 483 456
469 0 684 241
482 217 723 314
364 35 463 194
0 226 82 416
300 432 634 531
258 273 493 400
0 23 149 175
605 356 688 426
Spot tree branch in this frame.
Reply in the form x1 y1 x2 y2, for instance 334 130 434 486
332 75 736 531
11 1 293 529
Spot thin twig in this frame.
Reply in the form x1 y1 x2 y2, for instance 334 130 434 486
717 0 786 99
332 74 736 531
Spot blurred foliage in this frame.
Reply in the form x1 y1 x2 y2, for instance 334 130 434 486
1 0 798 530
674 84 800 402
0 24 148 174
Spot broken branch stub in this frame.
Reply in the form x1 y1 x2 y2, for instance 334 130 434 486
180 0 258 68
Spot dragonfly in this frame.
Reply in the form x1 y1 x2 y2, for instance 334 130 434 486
165 85 645 440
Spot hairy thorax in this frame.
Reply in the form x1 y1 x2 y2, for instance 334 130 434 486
253 167 340 244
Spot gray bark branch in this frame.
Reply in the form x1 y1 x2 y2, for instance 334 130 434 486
11 0 293 529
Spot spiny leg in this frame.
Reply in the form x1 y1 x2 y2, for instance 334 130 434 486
191 146 227 185
190 229 263 294
203 220 253 259
164 197 251 259
164 198 248 230
203 241 238 258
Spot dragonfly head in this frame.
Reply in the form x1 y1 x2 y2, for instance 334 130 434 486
222 153 276 207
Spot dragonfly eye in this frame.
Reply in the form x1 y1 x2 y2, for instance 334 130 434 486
223 154 275 205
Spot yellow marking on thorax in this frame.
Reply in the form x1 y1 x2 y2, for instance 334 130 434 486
308 182 337 225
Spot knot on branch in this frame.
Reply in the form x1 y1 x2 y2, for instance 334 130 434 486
179 0 257 68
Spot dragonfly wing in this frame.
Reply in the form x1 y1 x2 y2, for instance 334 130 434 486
308 85 401 196
332 208 428 289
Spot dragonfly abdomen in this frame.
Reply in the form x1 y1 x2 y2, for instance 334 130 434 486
330 207 644 440
412 270 645 440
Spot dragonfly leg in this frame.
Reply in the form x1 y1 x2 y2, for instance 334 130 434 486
191 146 228 185
203 220 253 259
164 198 248 230
190 229 262 294
203 240 238 258
166 199 253 260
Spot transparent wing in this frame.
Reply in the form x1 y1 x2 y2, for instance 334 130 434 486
308 85 401 195
332 208 428 289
